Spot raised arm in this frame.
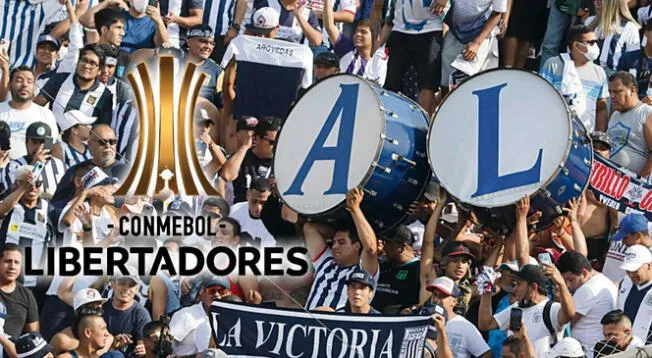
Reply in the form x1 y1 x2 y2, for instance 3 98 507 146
346 188 378 275
0 174 33 218
218 130 253 182
419 188 446 303
302 221 332 261
323 0 341 45
565 197 588 256
514 196 531 267
146 3 170 46
293 2 323 46
542 262 575 325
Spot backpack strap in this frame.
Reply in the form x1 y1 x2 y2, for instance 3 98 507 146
543 299 558 347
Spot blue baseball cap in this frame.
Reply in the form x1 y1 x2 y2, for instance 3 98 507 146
614 213 649 241
346 268 375 288
37 34 60 50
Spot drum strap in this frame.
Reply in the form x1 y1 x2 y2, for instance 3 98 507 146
543 299 557 347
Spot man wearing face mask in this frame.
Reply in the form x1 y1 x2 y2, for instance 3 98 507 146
540 25 609 133
607 71 652 179
119 0 170 53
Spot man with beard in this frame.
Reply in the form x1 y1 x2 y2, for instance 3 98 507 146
186 24 223 105
1 121 66 197
34 44 114 126
0 67 60 161
51 124 128 207
0 244 39 338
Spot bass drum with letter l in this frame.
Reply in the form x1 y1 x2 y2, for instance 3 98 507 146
273 74 431 234
427 68 593 233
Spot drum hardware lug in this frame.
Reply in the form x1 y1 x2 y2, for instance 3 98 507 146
380 91 390 97
393 203 404 211
583 158 592 166
541 189 552 198
573 183 582 192
388 111 398 118
372 162 392 174
380 133 399 145
374 220 385 229
415 151 426 158
391 153 417 167
555 206 563 215
573 142 578 149
561 167 569 176
361 188 377 197
407 178 419 186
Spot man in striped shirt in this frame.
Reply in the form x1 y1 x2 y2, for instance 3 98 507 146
1 122 65 198
54 110 95 170
303 187 379 311
34 44 114 125
204 0 246 62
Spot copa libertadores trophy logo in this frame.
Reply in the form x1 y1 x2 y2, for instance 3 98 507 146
115 55 219 196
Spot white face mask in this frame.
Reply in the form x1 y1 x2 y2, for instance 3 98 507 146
578 42 600 62
57 45 68 61
132 0 147 13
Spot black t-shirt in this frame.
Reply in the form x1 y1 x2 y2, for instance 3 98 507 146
102 300 152 356
371 258 421 314
0 284 39 337
232 149 272 203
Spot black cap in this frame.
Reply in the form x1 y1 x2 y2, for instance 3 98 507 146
441 241 475 259
236 117 259 131
36 34 60 50
314 51 340 68
25 122 52 140
13 332 53 358
382 225 415 245
188 24 215 39
513 264 547 288
346 268 375 288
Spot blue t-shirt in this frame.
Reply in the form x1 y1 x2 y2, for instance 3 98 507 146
120 12 157 53
102 300 152 356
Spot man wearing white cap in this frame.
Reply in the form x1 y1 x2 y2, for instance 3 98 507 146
616 244 652 344
542 337 586 358
426 276 491 358
53 110 95 170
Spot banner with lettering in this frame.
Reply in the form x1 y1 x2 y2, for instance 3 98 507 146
589 155 652 219
209 301 431 358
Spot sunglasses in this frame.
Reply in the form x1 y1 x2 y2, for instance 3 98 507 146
579 40 599 46
206 286 228 295
260 137 276 145
94 138 117 146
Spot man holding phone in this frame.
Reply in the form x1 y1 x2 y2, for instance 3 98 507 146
478 264 576 356
0 122 65 197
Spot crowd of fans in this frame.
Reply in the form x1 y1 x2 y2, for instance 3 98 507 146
1 0 652 356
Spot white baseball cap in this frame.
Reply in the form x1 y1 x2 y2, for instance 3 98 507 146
620 244 652 272
73 288 107 311
246 7 280 34
425 276 460 297
61 110 96 132
542 337 584 358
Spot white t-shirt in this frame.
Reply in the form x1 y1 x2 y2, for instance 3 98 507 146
572 273 618 352
494 300 564 355
0 102 60 160
169 303 212 356
229 201 276 248
446 315 491 358
58 202 115 247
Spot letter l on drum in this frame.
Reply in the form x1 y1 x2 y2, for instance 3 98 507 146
471 83 544 198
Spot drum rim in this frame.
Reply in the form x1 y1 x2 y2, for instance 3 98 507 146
426 67 577 208
271 74 387 216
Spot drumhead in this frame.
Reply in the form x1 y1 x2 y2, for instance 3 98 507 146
428 69 572 208
274 75 385 215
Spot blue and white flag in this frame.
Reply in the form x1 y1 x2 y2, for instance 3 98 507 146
210 301 431 357
220 35 313 120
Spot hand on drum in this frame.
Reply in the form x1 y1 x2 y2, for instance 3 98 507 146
346 187 364 211
515 196 530 221
563 198 580 223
